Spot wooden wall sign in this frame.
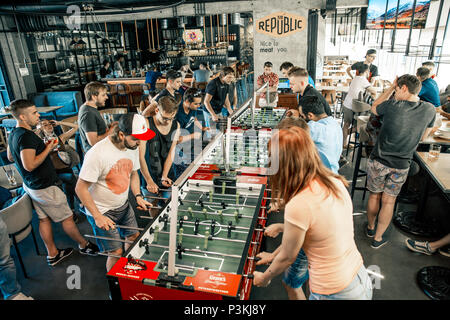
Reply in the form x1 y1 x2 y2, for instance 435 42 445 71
256 11 306 37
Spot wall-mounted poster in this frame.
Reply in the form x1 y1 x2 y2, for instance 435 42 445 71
366 0 431 30
183 29 204 44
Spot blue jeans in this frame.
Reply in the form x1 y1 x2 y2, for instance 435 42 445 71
283 249 309 289
58 172 78 211
309 265 373 300
0 215 21 300
85 202 138 252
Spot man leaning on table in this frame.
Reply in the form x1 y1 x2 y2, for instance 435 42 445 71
365 75 435 250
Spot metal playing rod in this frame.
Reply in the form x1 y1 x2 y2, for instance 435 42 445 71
179 189 272 201
143 195 170 201
156 229 247 244
179 219 264 232
142 242 242 259
177 208 253 219
84 234 133 244
114 225 144 231
179 198 258 209
97 252 122 259
187 181 268 191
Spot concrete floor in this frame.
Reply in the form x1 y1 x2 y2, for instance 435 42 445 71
4 150 449 300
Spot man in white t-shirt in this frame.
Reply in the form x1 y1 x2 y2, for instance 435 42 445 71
75 114 155 271
342 63 377 148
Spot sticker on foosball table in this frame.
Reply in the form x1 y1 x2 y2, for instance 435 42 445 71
183 269 242 297
107 257 160 281
196 164 219 173
189 173 216 181
238 166 269 176
237 176 268 185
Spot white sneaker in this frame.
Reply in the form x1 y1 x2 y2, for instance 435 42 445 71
11 292 34 300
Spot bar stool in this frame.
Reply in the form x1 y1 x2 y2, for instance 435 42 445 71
115 83 131 112
346 99 371 161
350 124 369 200
322 89 337 116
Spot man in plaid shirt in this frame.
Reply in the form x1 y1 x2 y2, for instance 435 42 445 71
257 61 279 107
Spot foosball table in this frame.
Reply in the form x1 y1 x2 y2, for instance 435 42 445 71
106 86 285 300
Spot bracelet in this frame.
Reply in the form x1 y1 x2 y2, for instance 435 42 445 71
135 194 143 199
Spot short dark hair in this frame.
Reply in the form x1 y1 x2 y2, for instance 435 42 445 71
117 113 136 136
166 69 182 81
276 116 308 131
397 74 422 95
422 61 435 68
280 62 294 71
84 81 106 101
356 63 369 74
199 62 206 68
264 61 273 68
416 67 431 80
299 96 326 116
158 95 179 114
102 59 109 66
221 66 234 77
366 49 377 56
8 99 34 118
288 67 308 78
183 87 202 103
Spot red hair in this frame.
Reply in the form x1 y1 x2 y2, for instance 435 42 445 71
269 127 348 208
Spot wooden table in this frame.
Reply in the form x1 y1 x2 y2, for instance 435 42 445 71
416 152 450 194
0 106 63 118
421 119 450 146
0 165 22 191
393 151 450 238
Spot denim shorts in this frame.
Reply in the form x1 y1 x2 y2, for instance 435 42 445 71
85 201 138 253
367 158 409 197
282 249 309 289
309 265 373 300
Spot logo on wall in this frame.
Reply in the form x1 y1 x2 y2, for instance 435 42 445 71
183 29 204 44
256 12 306 37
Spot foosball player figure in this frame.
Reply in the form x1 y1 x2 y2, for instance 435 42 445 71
227 221 236 238
194 218 200 235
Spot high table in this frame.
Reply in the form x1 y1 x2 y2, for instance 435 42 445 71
393 151 450 237
0 106 63 119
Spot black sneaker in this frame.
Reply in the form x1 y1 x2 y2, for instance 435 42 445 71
79 241 99 256
405 239 435 255
371 237 389 249
438 245 450 258
366 225 376 238
47 248 73 266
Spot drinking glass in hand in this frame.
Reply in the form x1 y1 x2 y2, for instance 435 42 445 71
3 165 17 185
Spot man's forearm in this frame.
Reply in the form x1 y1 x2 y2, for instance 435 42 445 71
75 185 103 219
130 171 141 197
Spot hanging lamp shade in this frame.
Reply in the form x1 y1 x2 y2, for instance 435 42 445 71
93 33 102 40
77 38 86 45
101 37 110 44
69 39 77 46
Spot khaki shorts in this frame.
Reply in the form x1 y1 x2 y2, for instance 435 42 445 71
23 184 73 223
366 158 409 197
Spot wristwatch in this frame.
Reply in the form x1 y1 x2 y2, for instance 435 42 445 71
135 194 143 199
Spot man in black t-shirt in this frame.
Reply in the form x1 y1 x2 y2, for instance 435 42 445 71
287 67 332 117
6 99 98 266
203 67 234 125
142 70 183 118
347 49 380 85
365 75 435 249
79 81 117 154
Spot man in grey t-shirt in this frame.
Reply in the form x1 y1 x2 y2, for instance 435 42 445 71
79 82 117 154
365 75 436 249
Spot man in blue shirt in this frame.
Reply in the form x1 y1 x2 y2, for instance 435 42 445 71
193 63 212 86
145 66 163 91
417 67 441 107
280 61 315 88
298 96 342 173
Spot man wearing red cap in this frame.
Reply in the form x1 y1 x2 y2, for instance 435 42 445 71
75 113 154 271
